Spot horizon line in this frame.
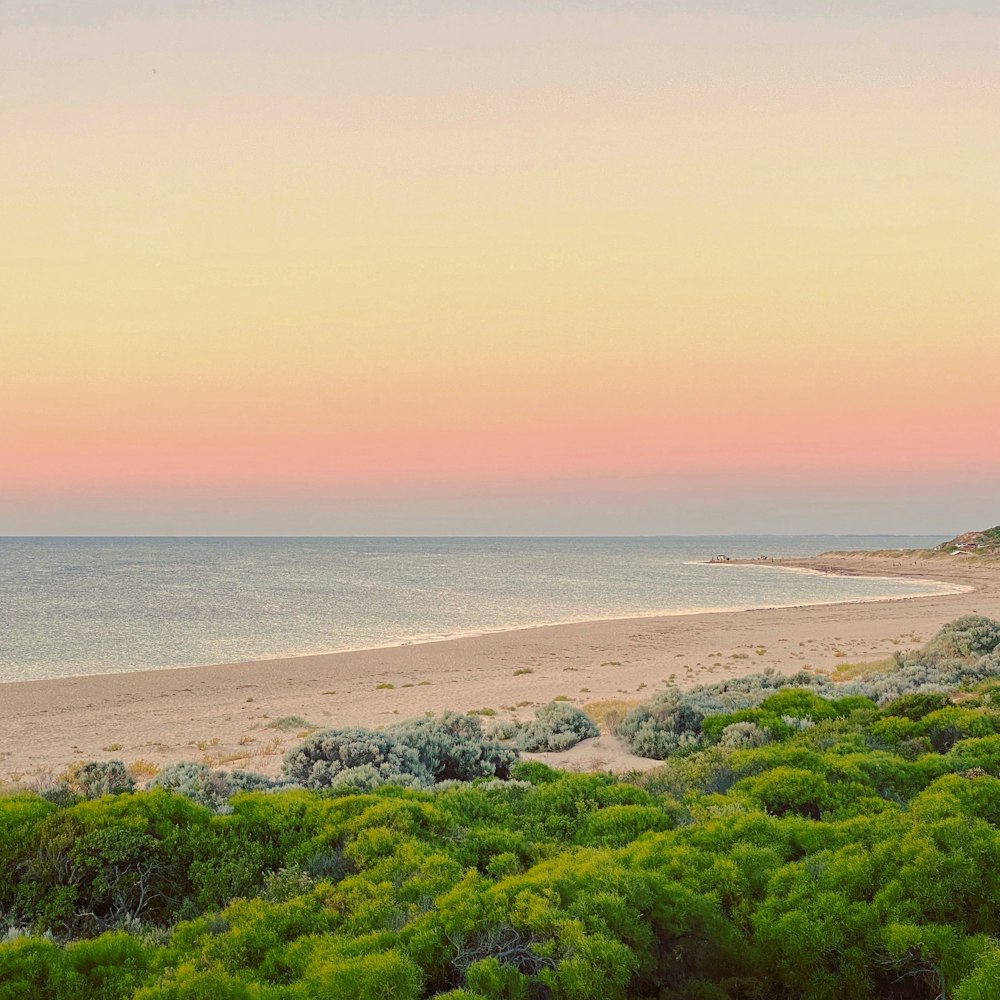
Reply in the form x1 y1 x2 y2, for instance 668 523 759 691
0 532 956 540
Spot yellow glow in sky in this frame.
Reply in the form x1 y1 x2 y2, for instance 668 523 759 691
2 5 998 532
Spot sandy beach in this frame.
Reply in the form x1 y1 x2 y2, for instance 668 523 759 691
3 551 999 783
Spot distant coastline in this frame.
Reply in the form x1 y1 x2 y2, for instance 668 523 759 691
0 535 953 684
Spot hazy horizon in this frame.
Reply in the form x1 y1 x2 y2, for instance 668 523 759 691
0 532 961 539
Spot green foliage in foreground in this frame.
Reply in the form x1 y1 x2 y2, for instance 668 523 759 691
5 622 1000 998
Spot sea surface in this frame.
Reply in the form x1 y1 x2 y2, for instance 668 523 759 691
0 536 953 683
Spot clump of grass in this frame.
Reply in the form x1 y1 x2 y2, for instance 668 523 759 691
553 695 570 702
127 759 160 781
102 743 123 752
209 750 255 766
755 648 767 656
729 653 749 660
467 707 497 717
267 716 314 732
238 734 255 745
513 668 533 676
375 682 395 690
580 698 641 733
830 656 897 681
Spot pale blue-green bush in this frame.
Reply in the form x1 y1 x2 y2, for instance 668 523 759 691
74 760 135 799
719 721 772 749
282 714 517 790
486 719 521 741
511 702 599 752
150 763 236 811
282 728 431 789
389 712 516 781
149 763 292 811
616 690 705 758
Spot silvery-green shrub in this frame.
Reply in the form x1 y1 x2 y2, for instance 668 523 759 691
282 728 432 789
150 762 233 811
487 719 522 741
389 711 516 781
719 722 772 749
74 760 135 799
513 702 599 752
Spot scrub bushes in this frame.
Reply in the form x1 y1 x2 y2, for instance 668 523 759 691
282 728 433 790
615 616 1000 759
282 714 516 791
390 712 517 781
2 617 1000 999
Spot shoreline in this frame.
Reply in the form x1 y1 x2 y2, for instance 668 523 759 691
3 552 999 781
0 564 967 688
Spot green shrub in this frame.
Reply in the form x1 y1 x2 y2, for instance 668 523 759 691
879 692 952 721
307 948 423 998
576 804 676 847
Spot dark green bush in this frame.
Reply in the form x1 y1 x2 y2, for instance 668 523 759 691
879 692 952 721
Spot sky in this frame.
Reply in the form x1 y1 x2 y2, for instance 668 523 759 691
1 1 997 535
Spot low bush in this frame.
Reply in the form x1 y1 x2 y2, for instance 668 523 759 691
510 702 599 752
282 728 431 790
72 762 135 800
283 715 517 791
390 712 516 781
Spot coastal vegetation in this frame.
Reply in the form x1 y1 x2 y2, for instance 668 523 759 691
3 617 1000 998
936 526 1000 556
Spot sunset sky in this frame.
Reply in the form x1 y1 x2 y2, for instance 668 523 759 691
2 1 997 534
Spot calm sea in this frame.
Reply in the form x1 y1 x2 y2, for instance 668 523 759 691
0 536 952 683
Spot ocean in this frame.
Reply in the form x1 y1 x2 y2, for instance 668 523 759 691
0 535 952 683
